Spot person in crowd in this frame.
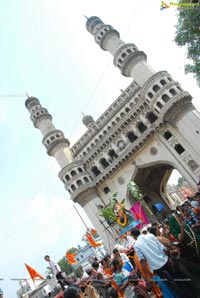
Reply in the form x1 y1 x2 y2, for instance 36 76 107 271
131 228 187 298
128 275 150 298
119 233 136 268
112 257 132 297
112 248 133 273
80 277 100 298
169 212 200 261
64 286 82 298
108 287 118 298
44 255 65 290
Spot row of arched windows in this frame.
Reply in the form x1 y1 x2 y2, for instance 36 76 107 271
163 131 185 155
81 110 158 158
146 77 182 103
68 176 90 194
63 167 84 182
44 132 63 149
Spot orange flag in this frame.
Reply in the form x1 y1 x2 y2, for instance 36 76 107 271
66 253 77 265
25 263 45 280
91 228 97 235
86 232 102 248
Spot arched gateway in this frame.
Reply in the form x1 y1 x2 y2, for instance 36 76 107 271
25 16 200 252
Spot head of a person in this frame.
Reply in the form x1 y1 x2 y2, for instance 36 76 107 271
64 286 81 298
112 257 123 272
112 248 120 257
128 274 139 286
92 261 99 270
148 227 157 236
142 230 147 235
108 287 118 298
130 228 140 239
44 255 50 261
104 254 111 264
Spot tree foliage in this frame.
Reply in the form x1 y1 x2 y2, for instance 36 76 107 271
176 176 186 188
58 247 78 274
127 182 143 200
58 257 73 274
175 1 200 85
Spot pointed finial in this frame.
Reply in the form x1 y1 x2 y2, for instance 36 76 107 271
25 92 29 97
84 15 88 20
81 111 85 117
120 88 124 93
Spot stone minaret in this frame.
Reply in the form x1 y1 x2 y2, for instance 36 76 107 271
86 16 156 87
25 97 73 168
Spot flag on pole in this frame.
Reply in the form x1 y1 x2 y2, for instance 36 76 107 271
66 253 77 265
86 232 102 247
91 228 97 235
25 263 45 280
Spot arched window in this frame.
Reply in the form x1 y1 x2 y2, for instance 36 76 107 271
125 107 130 113
160 79 167 86
146 112 158 123
161 94 170 102
83 177 89 183
108 150 118 160
100 158 109 169
71 170 77 177
164 131 172 140
78 167 83 173
153 85 160 92
156 102 163 109
65 175 70 181
50 136 55 141
127 131 137 143
174 144 185 155
148 92 153 98
104 187 110 194
77 180 83 187
120 112 125 118
122 53 127 58
91 166 101 177
71 184 76 191
169 88 177 96
167 77 172 81
137 122 147 133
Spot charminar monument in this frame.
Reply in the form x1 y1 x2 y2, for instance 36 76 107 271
25 17 200 250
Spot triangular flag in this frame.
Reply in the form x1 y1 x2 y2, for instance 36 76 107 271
86 232 102 248
25 263 45 280
66 253 77 265
91 228 97 235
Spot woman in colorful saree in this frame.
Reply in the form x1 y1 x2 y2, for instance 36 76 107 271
169 212 200 296
169 212 200 261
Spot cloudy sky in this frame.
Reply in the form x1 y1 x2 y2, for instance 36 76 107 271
0 0 199 296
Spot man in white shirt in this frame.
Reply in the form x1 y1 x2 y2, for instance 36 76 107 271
119 233 135 267
44 255 65 290
131 228 187 298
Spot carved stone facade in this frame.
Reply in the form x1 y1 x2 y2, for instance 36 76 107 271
25 16 200 252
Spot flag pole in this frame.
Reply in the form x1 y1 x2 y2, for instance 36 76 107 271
73 204 89 230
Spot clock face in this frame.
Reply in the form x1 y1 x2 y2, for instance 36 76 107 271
118 140 125 150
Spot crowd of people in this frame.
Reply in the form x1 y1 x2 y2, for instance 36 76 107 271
54 184 200 298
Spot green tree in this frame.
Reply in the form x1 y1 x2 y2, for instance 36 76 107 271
58 247 78 274
58 257 72 274
177 176 186 188
174 1 200 86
